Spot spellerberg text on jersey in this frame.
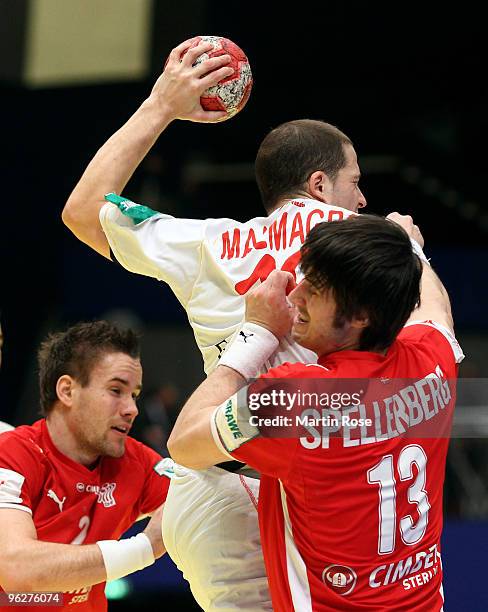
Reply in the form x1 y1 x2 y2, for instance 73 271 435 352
300 365 452 449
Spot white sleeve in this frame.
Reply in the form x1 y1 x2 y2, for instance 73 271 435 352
99 198 206 306
0 468 32 514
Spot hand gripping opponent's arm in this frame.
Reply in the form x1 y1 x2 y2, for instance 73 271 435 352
168 270 296 469
62 39 233 258
386 212 453 334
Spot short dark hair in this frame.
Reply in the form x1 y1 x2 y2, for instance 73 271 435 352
255 119 353 212
300 215 422 351
38 321 140 415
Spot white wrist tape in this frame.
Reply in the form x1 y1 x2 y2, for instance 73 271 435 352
219 322 279 380
410 238 430 266
97 533 155 582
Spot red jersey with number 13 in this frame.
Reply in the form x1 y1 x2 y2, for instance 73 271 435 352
228 322 463 611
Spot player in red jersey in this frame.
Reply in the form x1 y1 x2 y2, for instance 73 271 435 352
0 321 170 611
169 214 463 611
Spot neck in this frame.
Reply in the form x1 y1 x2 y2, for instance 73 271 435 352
267 193 322 215
322 337 387 356
46 409 99 467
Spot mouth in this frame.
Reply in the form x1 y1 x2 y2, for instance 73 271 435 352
111 425 131 436
294 311 309 325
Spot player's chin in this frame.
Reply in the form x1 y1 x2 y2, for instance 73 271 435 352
291 326 314 352
104 438 126 458
291 324 306 343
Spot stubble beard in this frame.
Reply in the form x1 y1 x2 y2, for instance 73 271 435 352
78 424 126 460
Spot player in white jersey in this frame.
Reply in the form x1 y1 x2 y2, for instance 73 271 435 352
62 38 367 610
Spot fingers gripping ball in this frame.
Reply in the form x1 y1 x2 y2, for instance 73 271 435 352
187 35 253 120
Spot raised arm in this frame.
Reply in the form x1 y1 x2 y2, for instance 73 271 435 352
386 212 453 333
62 39 233 258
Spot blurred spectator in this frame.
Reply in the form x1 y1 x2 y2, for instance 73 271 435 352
135 383 181 454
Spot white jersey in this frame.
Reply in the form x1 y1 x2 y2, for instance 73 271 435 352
100 196 354 374
100 194 356 611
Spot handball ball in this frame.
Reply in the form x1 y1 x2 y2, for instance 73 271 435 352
187 35 253 120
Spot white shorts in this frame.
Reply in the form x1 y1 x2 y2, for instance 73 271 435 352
162 462 272 611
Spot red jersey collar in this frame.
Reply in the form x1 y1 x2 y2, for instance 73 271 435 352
318 340 398 367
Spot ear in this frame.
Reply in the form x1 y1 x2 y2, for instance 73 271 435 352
306 171 333 203
56 375 77 407
350 313 369 329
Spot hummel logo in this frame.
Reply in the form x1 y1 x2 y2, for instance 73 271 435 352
239 331 254 343
47 489 66 512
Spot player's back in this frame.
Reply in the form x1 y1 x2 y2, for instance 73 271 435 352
100 195 353 373
242 322 462 611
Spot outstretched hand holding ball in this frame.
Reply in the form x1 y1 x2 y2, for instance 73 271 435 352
153 36 252 124
184 36 253 120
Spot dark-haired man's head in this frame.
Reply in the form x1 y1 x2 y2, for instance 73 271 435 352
289 216 422 356
255 119 367 214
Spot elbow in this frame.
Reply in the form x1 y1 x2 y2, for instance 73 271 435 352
167 433 199 470
167 432 185 466
1 565 40 592
61 197 80 233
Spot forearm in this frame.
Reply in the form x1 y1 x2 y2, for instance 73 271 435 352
2 541 105 592
169 323 280 467
63 96 174 256
170 366 245 442
410 262 453 331
171 321 281 436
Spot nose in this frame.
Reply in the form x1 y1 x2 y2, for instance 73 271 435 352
357 188 367 209
122 398 138 419
288 280 305 307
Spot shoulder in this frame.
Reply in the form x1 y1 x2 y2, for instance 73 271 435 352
398 320 464 365
119 437 163 468
291 199 356 220
0 424 47 514
0 424 45 460
0 421 14 434
260 361 331 380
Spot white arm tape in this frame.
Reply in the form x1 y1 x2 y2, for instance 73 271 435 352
219 322 279 380
210 406 236 460
410 238 430 266
97 533 155 582
212 393 260 454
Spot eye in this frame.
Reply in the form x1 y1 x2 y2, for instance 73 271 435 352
110 388 122 396
307 283 319 296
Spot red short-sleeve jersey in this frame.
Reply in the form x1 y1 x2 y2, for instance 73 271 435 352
217 322 462 611
0 419 170 611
